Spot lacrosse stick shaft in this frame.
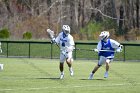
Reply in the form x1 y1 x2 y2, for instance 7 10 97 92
46 29 60 49
75 48 94 51
98 50 116 52
75 48 116 52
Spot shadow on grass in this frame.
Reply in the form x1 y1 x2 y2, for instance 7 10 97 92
34 77 60 80
80 78 105 81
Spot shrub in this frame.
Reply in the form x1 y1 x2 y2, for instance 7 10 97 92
0 28 10 38
102 18 117 30
125 28 140 41
23 32 32 39
80 22 102 40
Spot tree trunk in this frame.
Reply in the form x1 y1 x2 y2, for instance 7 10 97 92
111 0 117 18
136 0 139 28
70 0 75 34
4 0 13 16
47 0 51 27
78 0 85 39
119 5 124 35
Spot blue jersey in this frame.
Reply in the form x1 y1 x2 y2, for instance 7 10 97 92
99 39 115 58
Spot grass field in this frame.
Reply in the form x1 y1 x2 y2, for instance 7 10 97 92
0 58 140 93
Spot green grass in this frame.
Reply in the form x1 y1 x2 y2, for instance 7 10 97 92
0 58 140 93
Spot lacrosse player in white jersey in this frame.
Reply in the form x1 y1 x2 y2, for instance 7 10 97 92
51 25 75 79
88 31 123 79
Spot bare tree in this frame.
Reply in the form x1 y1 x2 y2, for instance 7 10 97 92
136 0 139 28
0 0 139 40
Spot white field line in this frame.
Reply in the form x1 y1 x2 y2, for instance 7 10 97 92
0 83 140 91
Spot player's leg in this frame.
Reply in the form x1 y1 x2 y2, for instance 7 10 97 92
66 52 74 76
59 53 65 79
88 56 106 79
59 63 64 79
88 65 100 79
106 59 110 72
104 58 112 78
66 60 74 76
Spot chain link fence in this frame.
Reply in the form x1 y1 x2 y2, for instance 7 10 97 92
0 41 140 61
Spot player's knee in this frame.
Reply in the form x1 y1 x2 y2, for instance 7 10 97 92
60 61 64 65
98 63 102 67
66 60 71 64
66 58 73 63
106 59 111 64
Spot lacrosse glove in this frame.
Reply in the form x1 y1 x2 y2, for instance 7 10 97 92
51 38 56 44
116 45 123 52
94 48 98 52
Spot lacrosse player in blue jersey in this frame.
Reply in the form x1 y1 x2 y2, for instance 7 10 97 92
51 25 75 79
88 31 123 79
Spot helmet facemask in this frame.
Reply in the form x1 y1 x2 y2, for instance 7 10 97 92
63 30 70 35
99 31 110 41
62 25 70 35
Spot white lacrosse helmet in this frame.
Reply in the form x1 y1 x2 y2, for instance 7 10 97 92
99 31 110 40
62 25 70 35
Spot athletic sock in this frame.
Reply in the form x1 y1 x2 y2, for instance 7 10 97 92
69 67 73 72
61 71 64 75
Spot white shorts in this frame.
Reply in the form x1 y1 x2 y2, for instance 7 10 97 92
98 56 113 66
60 51 73 63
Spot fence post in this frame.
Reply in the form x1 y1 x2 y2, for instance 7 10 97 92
7 42 8 58
29 42 30 58
74 44 76 60
51 43 53 59
123 45 125 61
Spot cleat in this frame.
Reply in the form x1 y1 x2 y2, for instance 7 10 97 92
88 73 94 80
60 74 64 79
104 72 108 78
70 70 74 76
69 68 74 76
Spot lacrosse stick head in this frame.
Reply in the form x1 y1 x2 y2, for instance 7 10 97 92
47 29 54 39
62 25 70 35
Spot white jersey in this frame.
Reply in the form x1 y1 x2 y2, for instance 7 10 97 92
55 32 75 50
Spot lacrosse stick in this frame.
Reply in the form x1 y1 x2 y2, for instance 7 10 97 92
94 48 123 53
75 48 94 51
46 29 60 48
75 48 118 53
46 29 71 58
60 47 69 58
46 29 55 40
97 49 116 52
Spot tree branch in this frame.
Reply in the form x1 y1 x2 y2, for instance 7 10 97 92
38 0 65 17
90 8 125 21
